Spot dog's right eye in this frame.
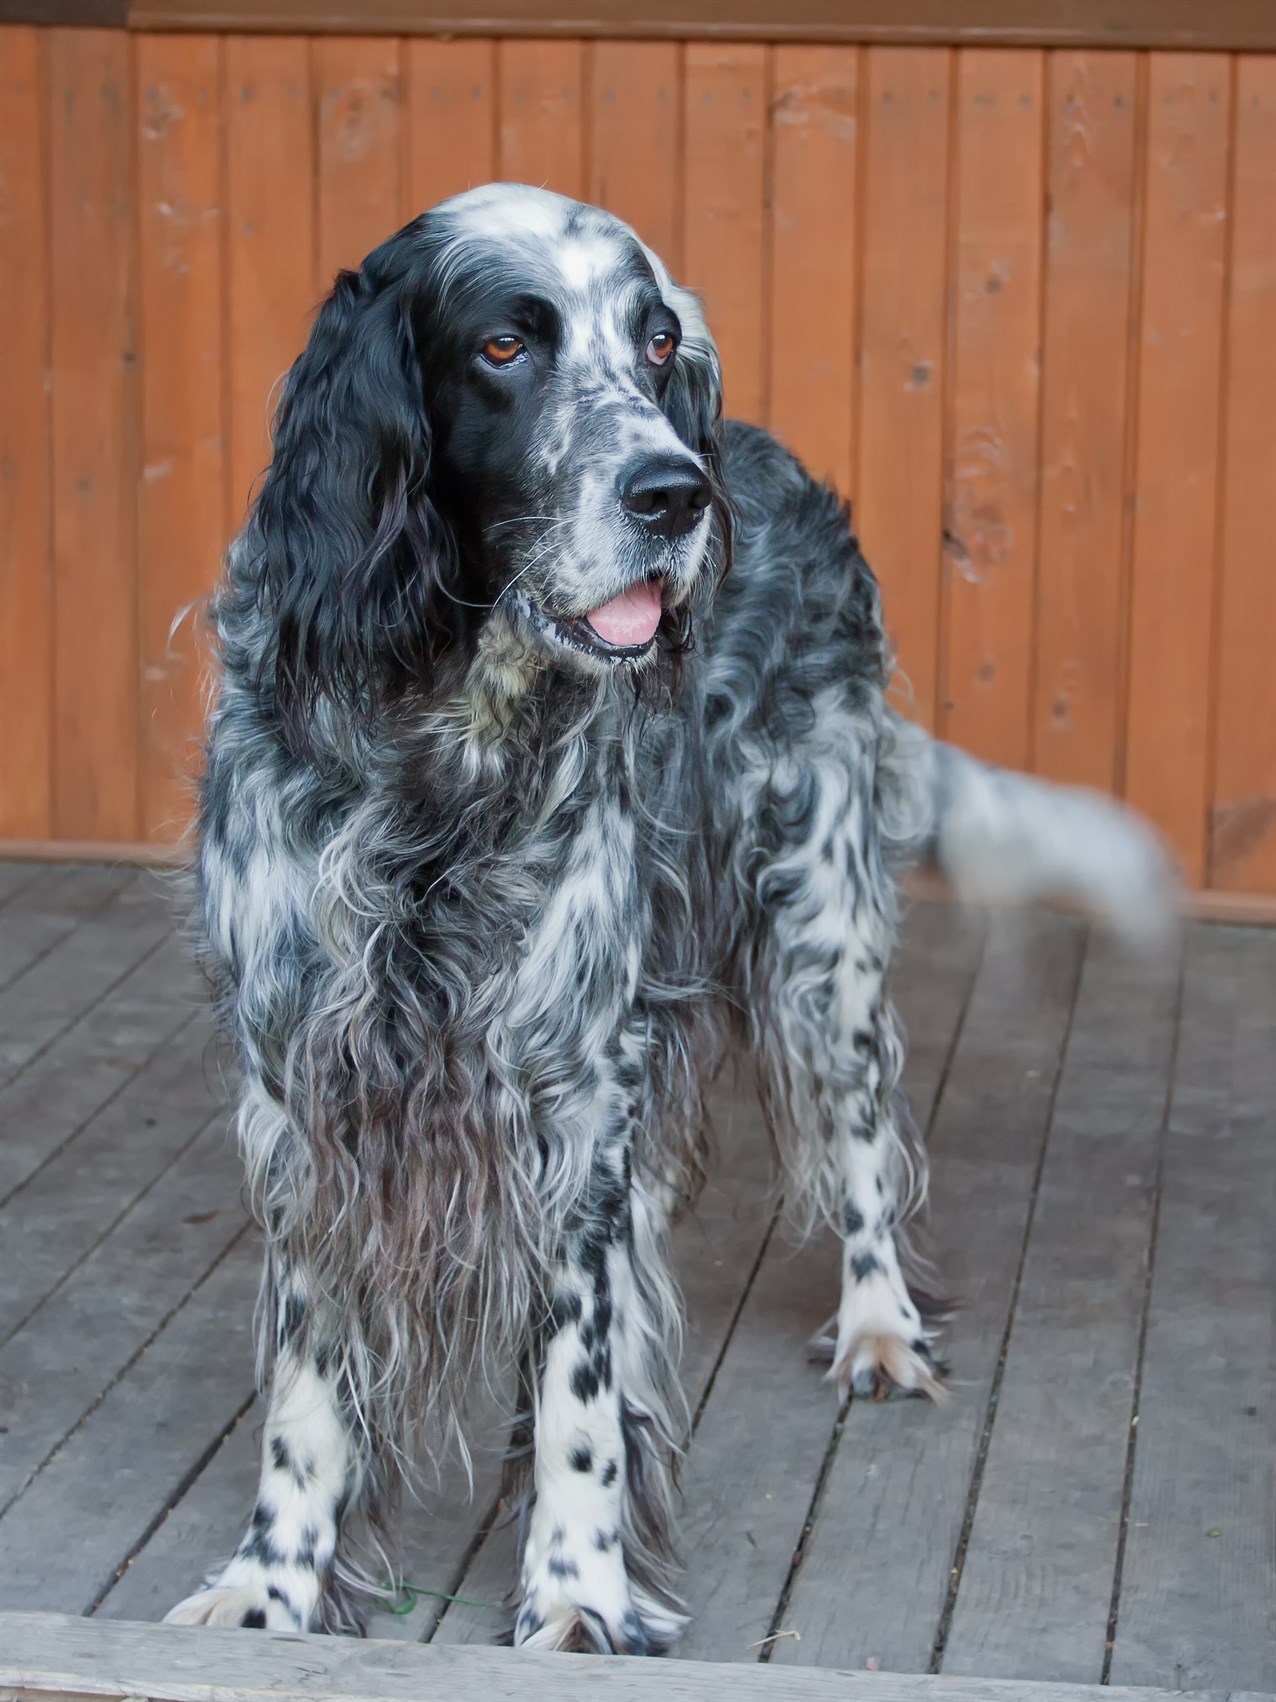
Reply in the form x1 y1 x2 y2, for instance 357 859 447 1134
482 336 525 367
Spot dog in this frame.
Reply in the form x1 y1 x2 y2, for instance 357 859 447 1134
166 183 1171 1652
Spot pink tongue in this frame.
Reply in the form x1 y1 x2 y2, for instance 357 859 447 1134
585 579 663 648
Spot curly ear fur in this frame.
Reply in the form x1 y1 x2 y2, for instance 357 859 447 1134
251 251 457 750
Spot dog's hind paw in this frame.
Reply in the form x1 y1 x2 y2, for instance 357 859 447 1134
828 1327 947 1404
164 1583 299 1631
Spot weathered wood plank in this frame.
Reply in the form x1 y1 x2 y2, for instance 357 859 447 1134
0 1245 259 1614
0 1610 1254 1702
939 932 1182 1680
1109 924 1276 1692
0 1114 246 1511
0 931 202 1205
771 914 1085 1672
0 876 172 1084
0 865 49 908
675 905 995 1664
0 1012 222 1342
855 46 952 732
0 865 134 992
767 44 860 499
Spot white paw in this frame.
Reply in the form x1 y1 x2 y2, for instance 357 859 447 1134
810 1266 948 1404
164 1582 297 1630
514 1548 685 1654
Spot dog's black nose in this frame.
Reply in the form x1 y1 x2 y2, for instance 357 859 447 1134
619 455 712 539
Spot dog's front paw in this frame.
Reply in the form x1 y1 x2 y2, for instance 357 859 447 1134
164 1581 300 1631
514 1544 684 1655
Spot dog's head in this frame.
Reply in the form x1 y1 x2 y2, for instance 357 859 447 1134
247 183 729 744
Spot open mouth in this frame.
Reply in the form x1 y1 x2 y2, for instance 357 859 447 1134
543 577 668 663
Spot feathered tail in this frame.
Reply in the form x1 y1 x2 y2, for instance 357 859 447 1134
877 712 1177 949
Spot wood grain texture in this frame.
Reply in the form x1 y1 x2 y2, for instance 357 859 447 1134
47 28 140 842
314 35 402 287
683 43 768 425
767 45 859 497
940 933 1180 1681
941 48 1045 772
135 32 224 843
1 1612 1256 1702
224 34 316 529
589 41 682 265
1209 56 1276 895
404 38 497 217
1109 925 1276 1692
1123 53 1230 886
0 27 54 840
855 46 951 730
1031 51 1138 792
497 38 585 198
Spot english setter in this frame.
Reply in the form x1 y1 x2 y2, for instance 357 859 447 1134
167 184 1170 1652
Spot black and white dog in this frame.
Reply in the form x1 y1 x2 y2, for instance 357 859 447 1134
167 184 1170 1652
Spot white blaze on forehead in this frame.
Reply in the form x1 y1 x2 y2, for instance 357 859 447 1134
557 234 626 292
437 180 573 242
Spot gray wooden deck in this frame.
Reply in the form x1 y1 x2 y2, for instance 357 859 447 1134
0 861 1272 1697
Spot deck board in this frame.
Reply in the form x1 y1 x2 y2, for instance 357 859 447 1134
1108 925 1276 1692
0 868 1271 1698
939 933 1182 1681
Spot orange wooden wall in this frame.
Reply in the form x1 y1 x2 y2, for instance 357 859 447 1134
2 28 1273 893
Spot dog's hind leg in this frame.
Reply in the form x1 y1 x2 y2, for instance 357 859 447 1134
164 1264 366 1632
513 1132 686 1656
744 741 946 1403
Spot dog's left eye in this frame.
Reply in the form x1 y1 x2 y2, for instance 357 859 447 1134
482 336 525 367
646 331 677 368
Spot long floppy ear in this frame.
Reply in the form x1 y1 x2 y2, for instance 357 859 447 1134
250 251 455 751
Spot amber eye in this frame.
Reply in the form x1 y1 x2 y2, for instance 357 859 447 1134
646 331 677 367
482 335 525 366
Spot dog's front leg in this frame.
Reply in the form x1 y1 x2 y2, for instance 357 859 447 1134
514 1147 685 1655
165 1272 360 1632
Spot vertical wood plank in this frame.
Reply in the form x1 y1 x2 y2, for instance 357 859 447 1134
1209 56 1276 894
942 49 1045 772
404 39 496 219
48 29 140 843
497 40 584 200
135 34 224 844
224 36 315 531
0 27 53 838
314 36 402 289
589 42 681 265
768 46 859 497
1032 52 1138 792
683 44 768 426
855 47 951 729
1125 53 1230 885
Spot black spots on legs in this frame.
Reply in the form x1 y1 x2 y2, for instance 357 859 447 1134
594 1526 620 1552
620 1607 654 1655
571 1359 601 1403
241 1606 267 1630
851 1251 882 1282
569 1444 593 1474
270 1436 291 1475
852 1028 873 1054
841 1201 865 1237
267 1582 300 1625
550 1290 583 1334
547 1553 580 1582
600 1458 618 1488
